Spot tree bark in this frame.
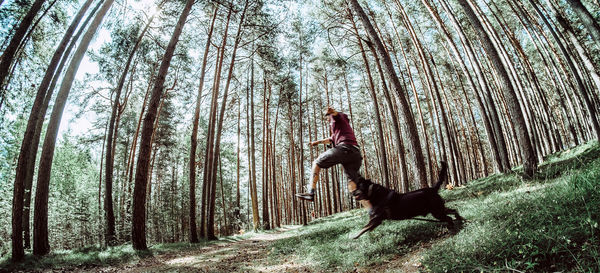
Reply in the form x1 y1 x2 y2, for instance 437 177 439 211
347 0 428 187
456 0 537 178
11 0 94 259
33 0 114 255
565 0 600 44
132 0 195 250
189 4 218 243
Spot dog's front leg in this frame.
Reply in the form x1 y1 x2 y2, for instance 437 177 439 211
352 215 382 239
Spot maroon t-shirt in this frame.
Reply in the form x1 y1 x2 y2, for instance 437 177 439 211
329 112 358 146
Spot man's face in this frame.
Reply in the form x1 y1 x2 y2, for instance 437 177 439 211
324 107 335 117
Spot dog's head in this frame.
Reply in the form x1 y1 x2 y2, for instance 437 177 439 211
352 177 374 200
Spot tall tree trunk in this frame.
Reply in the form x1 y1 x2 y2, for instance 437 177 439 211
438 0 511 172
104 6 157 247
11 0 94 259
201 7 232 239
249 58 260 231
554 13 600 109
456 0 537 177
347 9 390 187
189 4 218 243
261 75 271 229
236 96 241 210
565 0 600 44
347 0 428 187
529 0 600 141
132 0 195 250
0 0 47 101
420 0 502 173
208 1 248 238
33 0 114 255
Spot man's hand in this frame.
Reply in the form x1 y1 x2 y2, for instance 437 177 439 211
310 138 331 147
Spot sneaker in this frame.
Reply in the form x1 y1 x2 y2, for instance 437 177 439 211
295 188 315 201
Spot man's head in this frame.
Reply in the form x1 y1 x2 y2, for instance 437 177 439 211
323 106 337 117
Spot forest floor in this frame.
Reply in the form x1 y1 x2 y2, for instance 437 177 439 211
3 141 600 272
6 223 424 273
68 225 313 272
27 224 429 272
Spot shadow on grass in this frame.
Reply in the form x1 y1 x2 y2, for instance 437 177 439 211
268 210 463 271
0 240 218 272
421 153 600 272
536 141 600 180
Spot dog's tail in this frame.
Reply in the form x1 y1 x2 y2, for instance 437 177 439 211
432 161 448 191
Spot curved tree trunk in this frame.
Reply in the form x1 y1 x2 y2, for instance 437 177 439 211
33 0 115 255
132 0 195 250
439 0 511 172
0 0 47 101
456 0 537 178
347 0 428 187
347 10 390 188
565 0 600 44
11 0 94 260
421 0 501 174
529 0 600 141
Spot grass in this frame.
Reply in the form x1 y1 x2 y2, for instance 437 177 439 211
268 141 600 272
2 142 599 272
0 239 222 272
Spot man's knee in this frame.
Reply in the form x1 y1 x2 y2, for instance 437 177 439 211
312 160 320 169
312 161 321 174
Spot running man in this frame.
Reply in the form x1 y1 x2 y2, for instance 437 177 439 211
296 106 371 210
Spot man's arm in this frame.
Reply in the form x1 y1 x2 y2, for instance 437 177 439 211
310 138 331 146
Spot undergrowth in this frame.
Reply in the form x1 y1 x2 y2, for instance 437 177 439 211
0 239 218 272
2 142 598 272
269 141 600 272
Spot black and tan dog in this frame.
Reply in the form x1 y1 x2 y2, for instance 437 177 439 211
352 161 462 239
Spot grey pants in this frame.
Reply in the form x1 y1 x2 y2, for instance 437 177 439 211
315 144 363 182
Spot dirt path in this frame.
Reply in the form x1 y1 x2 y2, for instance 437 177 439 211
39 225 444 273
78 226 312 273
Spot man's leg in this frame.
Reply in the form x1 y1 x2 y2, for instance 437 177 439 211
297 147 339 201
310 161 321 190
296 161 321 201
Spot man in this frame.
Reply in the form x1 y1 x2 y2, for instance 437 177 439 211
296 106 371 210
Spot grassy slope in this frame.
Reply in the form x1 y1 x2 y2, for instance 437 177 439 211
1 142 598 272
269 141 600 272
0 233 254 271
